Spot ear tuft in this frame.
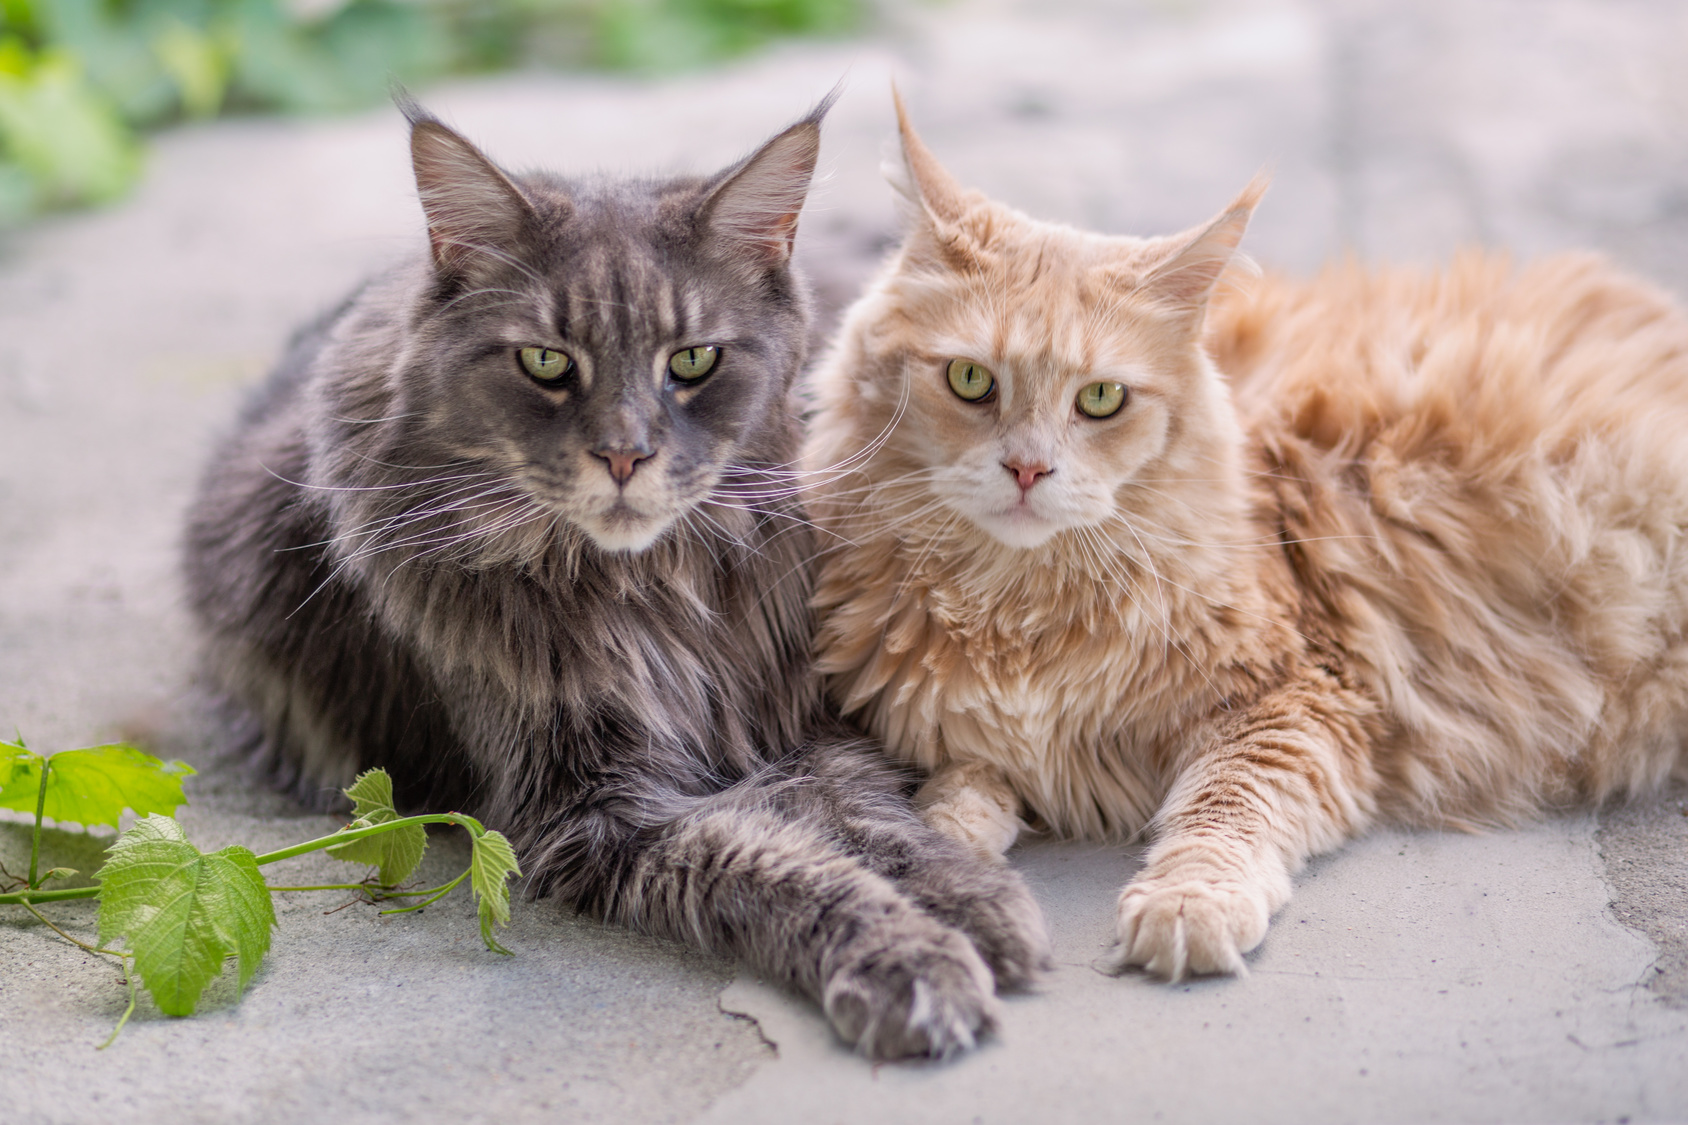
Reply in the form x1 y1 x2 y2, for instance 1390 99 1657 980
889 84 972 226
700 85 840 268
1143 173 1269 313
883 86 998 271
404 101 536 278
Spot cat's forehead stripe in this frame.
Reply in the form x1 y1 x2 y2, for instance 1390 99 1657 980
559 248 686 347
654 280 676 339
953 286 1102 383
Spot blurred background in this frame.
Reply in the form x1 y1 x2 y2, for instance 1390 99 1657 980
0 0 871 226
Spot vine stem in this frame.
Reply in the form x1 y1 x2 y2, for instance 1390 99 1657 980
0 811 487 906
378 870 468 915
18 900 137 1049
19 900 121 956
252 812 484 866
0 885 98 905
100 960 139 1050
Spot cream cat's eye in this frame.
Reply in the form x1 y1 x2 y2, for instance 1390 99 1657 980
519 346 574 383
669 345 719 383
1077 381 1127 418
947 359 996 402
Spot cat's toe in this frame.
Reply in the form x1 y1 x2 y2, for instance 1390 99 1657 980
822 925 1001 1061
1108 876 1269 980
898 853 1053 991
951 874 1054 991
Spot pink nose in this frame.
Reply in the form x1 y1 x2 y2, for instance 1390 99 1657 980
595 448 652 485
1003 459 1052 493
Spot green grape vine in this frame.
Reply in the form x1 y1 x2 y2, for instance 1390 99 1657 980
0 737 521 1046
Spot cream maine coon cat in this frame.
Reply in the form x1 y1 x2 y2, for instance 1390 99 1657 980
802 97 1688 980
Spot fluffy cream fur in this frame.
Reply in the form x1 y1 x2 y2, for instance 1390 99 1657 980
802 97 1688 980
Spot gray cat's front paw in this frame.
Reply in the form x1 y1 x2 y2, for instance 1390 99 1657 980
939 868 1053 991
822 924 1000 1060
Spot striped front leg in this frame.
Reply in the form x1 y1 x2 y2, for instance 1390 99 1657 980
1110 665 1377 979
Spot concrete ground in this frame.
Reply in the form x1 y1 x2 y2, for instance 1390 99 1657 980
3 0 1687 1121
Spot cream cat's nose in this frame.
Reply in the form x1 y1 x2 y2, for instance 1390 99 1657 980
1002 459 1052 493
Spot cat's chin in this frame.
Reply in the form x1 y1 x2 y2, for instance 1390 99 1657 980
971 511 1065 551
579 513 671 554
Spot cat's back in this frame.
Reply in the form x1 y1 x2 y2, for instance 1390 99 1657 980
1207 252 1688 815
1208 252 1688 455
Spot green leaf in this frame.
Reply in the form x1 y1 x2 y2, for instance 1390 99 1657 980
39 866 77 883
0 736 32 793
151 19 228 119
470 829 520 955
96 815 275 1017
0 40 141 210
0 743 194 830
326 769 426 886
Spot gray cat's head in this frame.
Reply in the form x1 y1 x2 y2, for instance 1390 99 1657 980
376 94 832 553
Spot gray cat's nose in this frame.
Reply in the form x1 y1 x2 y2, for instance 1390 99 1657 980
594 446 654 485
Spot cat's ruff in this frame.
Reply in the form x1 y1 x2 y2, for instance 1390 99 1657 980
804 95 1688 982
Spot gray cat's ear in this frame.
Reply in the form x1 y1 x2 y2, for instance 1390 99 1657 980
699 88 838 267
401 99 538 277
1140 175 1268 314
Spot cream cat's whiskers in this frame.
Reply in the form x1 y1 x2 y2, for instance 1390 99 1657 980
718 372 916 505
1073 521 1225 702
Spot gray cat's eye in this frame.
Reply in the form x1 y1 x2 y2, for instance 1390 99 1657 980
1077 381 1127 418
947 358 995 402
519 346 574 383
669 345 719 383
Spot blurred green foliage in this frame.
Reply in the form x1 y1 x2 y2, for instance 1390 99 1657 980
0 0 867 226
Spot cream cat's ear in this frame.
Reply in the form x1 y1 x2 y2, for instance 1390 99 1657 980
700 87 839 268
888 87 991 267
400 99 539 279
890 86 969 224
1140 175 1269 314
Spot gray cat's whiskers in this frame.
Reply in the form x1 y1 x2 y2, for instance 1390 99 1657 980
437 238 546 286
260 462 497 496
436 286 533 314
297 483 538 609
347 495 530 565
329 411 425 426
331 481 530 554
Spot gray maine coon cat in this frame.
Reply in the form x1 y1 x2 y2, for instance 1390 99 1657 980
181 96 1050 1060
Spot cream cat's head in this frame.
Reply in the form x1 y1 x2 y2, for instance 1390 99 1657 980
817 95 1264 553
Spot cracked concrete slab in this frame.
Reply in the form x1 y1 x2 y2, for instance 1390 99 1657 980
3 0 1687 1121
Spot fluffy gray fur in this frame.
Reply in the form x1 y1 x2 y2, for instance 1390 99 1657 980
181 96 1050 1060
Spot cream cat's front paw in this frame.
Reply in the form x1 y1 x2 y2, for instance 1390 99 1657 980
915 760 1022 860
1108 872 1273 980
